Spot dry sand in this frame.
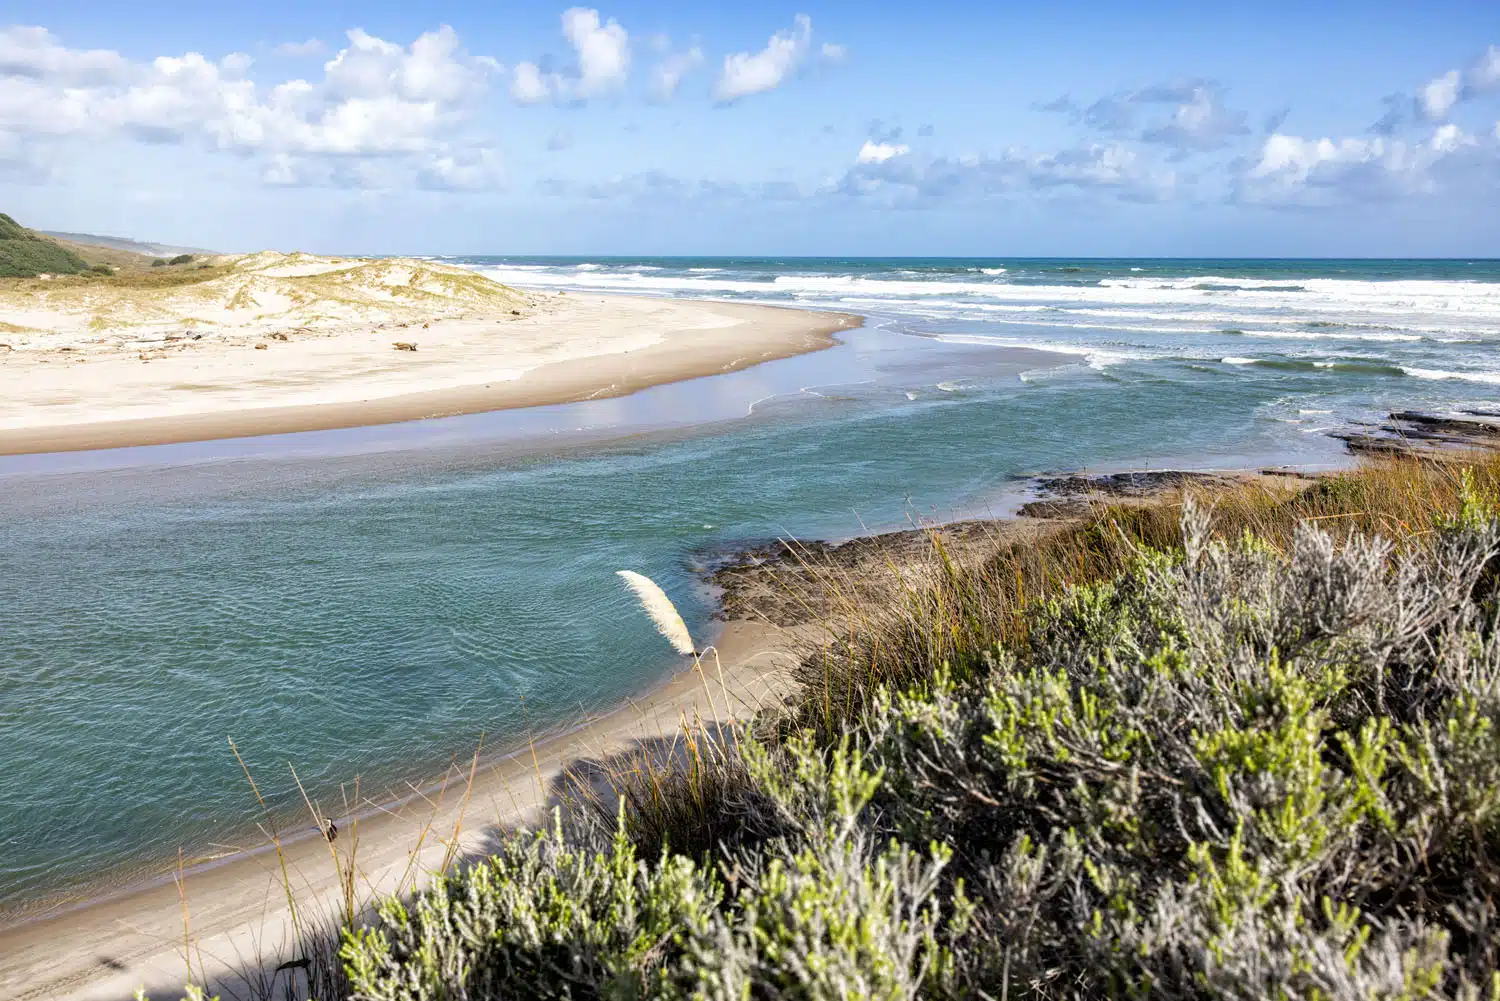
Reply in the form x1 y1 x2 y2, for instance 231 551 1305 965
0 252 859 454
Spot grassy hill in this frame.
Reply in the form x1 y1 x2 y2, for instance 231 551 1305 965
0 213 92 278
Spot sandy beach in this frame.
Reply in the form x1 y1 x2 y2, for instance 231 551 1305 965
0 253 858 455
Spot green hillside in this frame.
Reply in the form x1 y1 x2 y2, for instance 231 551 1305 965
0 213 92 278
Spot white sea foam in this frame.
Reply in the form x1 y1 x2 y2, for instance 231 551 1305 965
1404 367 1500 385
932 333 1144 369
1221 357 1258 365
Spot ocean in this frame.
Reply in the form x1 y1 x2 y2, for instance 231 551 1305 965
2 256 1498 911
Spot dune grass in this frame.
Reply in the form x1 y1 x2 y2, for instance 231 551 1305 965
169 453 1500 1001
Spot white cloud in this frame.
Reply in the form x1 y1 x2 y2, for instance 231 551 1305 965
1411 46 1500 122
562 8 629 96
1420 70 1461 120
511 62 553 103
274 39 325 58
650 44 703 101
0 26 130 86
856 140 909 164
511 8 629 104
1239 125 1489 205
714 14 839 101
820 43 846 62
0 24 502 188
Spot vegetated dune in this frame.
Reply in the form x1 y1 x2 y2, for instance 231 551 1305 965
0 251 528 355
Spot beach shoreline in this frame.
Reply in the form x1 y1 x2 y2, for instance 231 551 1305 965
0 277 860 455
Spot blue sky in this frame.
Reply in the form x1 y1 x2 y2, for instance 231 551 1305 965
2 1 1498 255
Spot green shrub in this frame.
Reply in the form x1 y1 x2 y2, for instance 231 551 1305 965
0 212 91 277
169 253 194 265
343 818 720 1000
151 258 167 267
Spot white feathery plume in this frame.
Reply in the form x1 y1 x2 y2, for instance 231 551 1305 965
616 570 695 656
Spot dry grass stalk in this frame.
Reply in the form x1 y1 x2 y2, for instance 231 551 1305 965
616 570 696 655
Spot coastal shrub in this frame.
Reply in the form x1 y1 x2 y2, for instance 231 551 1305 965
338 481 1500 1001
151 258 168 267
864 499 1500 998
342 817 720 1000
169 253 194 265
343 739 965 1001
0 211 92 277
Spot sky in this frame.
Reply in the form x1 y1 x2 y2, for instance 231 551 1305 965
2 1 1498 256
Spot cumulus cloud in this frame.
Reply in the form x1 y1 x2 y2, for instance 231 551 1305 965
0 24 502 188
1412 45 1500 122
1231 43 1500 205
714 15 840 101
649 43 703 101
510 7 629 104
562 8 629 96
1237 124 1490 205
1420 70 1462 120
511 61 553 103
0 26 131 86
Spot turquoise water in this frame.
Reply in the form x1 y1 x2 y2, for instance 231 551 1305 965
2 257 1499 912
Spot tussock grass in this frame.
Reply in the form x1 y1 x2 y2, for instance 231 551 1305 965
788 454 1500 744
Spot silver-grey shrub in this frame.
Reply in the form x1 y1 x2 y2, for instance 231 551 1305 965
344 497 1500 1000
